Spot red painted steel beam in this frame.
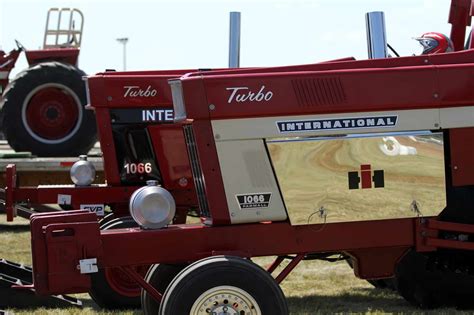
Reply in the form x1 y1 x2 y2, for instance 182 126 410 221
267 256 285 274
97 218 416 268
427 218 474 234
6 164 17 221
427 238 474 250
10 185 194 207
119 266 162 302
275 254 305 284
13 186 138 204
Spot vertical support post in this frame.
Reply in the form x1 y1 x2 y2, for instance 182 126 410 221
448 0 472 51
366 11 388 59
229 11 241 68
6 164 17 222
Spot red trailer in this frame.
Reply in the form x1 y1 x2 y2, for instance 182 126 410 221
10 0 474 313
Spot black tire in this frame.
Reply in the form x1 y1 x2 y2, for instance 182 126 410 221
141 264 187 314
158 256 288 315
0 61 96 157
395 250 474 309
395 250 440 308
99 216 133 230
89 218 146 309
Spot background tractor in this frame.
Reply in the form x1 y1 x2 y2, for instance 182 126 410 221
0 8 96 157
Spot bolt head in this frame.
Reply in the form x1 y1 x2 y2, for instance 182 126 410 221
178 177 188 187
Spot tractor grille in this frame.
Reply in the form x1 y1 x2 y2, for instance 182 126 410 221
183 125 210 217
292 77 346 107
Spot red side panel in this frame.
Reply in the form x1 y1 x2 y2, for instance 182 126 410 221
148 124 194 191
192 121 231 225
30 211 100 295
94 108 121 185
25 48 80 66
449 127 474 186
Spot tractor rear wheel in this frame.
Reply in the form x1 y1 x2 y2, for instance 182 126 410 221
396 250 474 309
0 61 96 156
158 256 288 315
88 218 149 309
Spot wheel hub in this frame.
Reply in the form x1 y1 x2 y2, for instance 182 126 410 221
45 106 60 120
190 286 261 315
21 83 83 144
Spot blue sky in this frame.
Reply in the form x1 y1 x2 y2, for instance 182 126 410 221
0 0 455 76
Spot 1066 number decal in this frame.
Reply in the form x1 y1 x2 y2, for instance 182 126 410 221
124 162 152 174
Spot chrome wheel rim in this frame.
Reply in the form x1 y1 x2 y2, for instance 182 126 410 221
190 285 262 315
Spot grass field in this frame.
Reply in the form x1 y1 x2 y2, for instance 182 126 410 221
0 134 463 314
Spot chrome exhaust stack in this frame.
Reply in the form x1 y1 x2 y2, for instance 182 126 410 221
366 11 388 59
228 11 241 68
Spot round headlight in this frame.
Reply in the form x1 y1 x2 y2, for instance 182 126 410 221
129 180 176 229
70 155 96 186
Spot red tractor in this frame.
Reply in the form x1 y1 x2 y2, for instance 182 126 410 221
16 0 474 313
0 8 96 157
4 68 199 309
5 0 474 313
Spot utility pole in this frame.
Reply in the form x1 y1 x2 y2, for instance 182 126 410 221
116 37 129 70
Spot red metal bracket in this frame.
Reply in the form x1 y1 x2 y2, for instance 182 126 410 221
119 266 162 303
417 218 474 252
267 256 285 274
415 218 438 252
275 254 305 284
6 164 17 222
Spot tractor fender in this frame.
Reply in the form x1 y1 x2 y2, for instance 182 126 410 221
25 48 80 66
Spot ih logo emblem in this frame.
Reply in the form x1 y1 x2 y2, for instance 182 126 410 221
348 165 384 190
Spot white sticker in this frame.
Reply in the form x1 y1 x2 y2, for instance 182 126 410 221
57 194 72 205
80 204 105 216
